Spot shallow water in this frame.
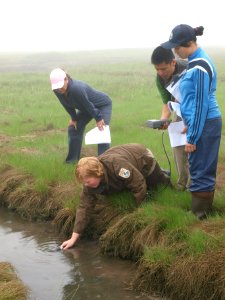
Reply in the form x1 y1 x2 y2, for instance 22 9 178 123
0 207 158 300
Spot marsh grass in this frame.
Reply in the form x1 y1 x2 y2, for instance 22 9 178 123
106 190 137 212
0 262 27 300
185 229 219 256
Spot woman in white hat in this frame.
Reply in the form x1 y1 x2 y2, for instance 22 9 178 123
50 68 112 163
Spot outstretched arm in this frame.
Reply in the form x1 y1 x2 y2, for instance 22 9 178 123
60 188 97 249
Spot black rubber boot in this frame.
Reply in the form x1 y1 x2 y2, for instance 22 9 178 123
191 191 214 220
65 125 82 163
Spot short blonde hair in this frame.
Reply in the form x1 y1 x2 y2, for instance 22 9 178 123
75 157 104 183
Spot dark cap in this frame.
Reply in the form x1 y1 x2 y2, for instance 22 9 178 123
161 24 196 49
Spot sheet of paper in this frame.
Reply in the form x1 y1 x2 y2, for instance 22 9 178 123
168 121 187 147
167 101 182 118
85 125 111 145
166 69 186 103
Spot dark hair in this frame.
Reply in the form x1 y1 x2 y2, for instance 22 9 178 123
194 26 204 37
151 46 175 65
179 26 204 47
66 73 71 80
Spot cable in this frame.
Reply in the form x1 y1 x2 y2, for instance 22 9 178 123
162 131 171 177
159 131 172 193
146 131 172 201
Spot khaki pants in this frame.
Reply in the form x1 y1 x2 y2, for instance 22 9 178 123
172 145 190 190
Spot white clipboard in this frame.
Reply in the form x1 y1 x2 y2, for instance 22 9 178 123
168 121 187 147
85 125 111 144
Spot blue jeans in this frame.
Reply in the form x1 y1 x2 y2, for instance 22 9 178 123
189 117 222 192
65 103 112 163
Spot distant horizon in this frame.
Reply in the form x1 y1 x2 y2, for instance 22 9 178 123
0 45 225 55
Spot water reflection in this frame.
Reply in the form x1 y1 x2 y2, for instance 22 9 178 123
63 244 145 300
0 207 157 300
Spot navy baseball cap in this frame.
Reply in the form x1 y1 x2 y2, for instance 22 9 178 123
161 24 195 49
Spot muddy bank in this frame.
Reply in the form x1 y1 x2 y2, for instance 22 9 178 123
1 164 225 299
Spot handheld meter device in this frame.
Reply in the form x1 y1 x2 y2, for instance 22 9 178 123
146 119 171 129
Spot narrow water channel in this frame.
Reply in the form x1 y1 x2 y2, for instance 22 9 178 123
0 207 158 300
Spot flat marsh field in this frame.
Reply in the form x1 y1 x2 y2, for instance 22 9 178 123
0 48 225 300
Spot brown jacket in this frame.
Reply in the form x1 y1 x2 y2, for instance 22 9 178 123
74 143 156 234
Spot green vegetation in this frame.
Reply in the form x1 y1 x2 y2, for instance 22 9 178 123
1 48 225 299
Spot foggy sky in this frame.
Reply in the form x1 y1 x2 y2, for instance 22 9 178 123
1 0 224 52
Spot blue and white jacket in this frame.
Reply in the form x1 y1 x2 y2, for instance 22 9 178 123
179 47 221 145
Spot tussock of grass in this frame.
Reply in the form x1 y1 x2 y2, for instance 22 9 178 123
54 207 76 237
0 282 27 300
0 262 27 300
132 219 225 298
100 210 148 259
6 182 62 221
132 247 172 296
54 196 123 239
89 199 123 238
0 165 75 221
0 263 15 282
134 245 225 299
99 201 219 261
131 219 170 258
165 248 225 300
185 229 221 256
0 165 33 200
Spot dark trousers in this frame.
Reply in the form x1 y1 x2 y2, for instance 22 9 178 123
189 117 222 192
65 104 112 163
146 162 171 190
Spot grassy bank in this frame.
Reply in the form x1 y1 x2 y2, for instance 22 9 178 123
0 48 225 299
0 262 28 300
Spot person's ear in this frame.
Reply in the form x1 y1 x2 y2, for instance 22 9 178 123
171 59 176 66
